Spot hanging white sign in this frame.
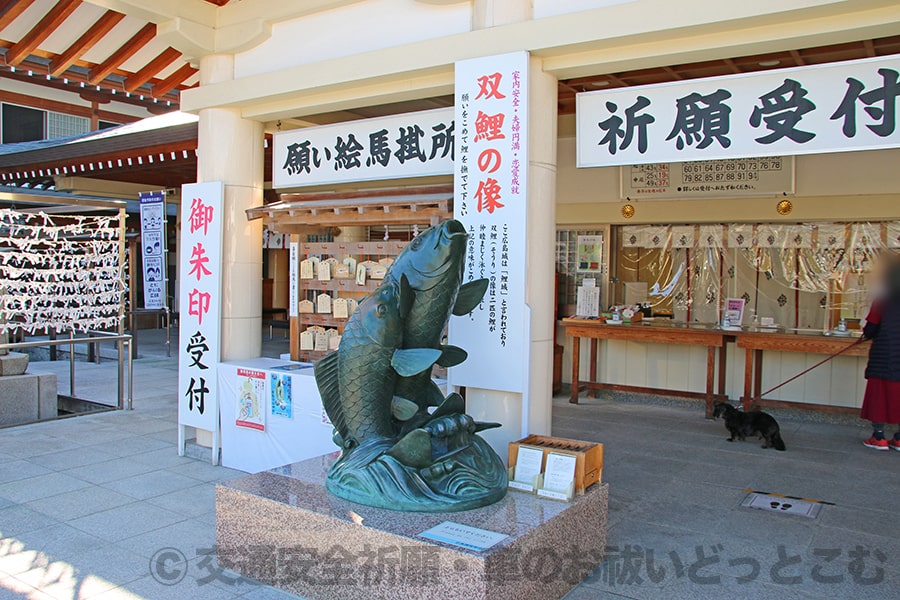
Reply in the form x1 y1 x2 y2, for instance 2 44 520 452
139 191 167 309
450 51 529 394
177 181 224 462
272 108 454 188
578 55 900 167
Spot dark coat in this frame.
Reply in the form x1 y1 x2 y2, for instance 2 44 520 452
864 295 900 382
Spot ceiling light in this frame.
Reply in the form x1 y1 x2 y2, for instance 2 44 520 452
590 81 610 87
758 60 781 67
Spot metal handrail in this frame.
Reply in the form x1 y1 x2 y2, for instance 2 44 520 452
0 333 134 410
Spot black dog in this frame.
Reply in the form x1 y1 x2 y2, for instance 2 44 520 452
713 402 786 451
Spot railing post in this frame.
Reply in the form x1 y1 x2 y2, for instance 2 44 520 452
68 331 76 397
127 338 134 410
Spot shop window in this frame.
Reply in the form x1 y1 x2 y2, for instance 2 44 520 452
1 103 44 143
556 229 606 317
611 222 898 329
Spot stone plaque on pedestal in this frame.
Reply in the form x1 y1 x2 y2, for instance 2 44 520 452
217 453 608 600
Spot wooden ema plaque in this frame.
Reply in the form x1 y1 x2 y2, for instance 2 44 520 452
508 435 603 493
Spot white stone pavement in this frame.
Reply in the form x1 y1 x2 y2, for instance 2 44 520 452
1 327 899 599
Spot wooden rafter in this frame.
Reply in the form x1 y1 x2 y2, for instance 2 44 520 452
152 62 196 97
87 22 155 85
124 46 181 92
0 0 36 33
49 9 125 76
5 0 82 66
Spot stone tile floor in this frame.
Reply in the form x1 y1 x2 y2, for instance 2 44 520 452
1 328 899 599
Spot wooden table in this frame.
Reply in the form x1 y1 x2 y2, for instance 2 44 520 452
562 318 729 418
736 331 870 413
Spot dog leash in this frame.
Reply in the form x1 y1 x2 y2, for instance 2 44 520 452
752 336 866 402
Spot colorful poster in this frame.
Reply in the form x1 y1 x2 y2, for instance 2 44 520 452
139 191 167 309
236 368 266 431
177 182 224 455
576 235 603 272
450 51 529 394
270 373 293 419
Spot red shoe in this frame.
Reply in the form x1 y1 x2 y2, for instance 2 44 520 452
889 439 900 452
863 437 889 450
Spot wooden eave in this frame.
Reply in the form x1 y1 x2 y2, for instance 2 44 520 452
247 185 453 231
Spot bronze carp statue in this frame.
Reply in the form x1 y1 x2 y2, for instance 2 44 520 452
314 219 508 511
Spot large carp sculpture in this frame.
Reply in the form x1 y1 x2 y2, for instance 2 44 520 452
314 219 508 511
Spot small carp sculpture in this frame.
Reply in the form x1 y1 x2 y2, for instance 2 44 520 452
315 219 507 511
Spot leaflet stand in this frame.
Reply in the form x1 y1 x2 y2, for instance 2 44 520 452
507 444 544 493
536 451 578 502
536 476 576 502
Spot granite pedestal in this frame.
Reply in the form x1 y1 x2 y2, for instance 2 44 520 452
0 371 57 426
217 453 608 600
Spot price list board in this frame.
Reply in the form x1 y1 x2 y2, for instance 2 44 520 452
620 156 794 199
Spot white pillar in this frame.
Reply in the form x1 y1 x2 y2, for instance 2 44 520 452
464 5 558 456
526 55 558 436
196 53 265 362
472 0 532 29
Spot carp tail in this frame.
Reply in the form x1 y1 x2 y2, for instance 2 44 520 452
436 345 467 367
314 352 354 448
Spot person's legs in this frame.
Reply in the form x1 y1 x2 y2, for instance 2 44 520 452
864 422 889 450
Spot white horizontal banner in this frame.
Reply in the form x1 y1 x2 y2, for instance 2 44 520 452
578 55 900 167
273 108 454 188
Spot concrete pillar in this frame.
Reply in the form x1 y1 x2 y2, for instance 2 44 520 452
196 54 265 362
472 0 532 29
525 55 558 435
464 4 559 458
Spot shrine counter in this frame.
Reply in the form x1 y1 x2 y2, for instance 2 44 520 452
560 319 870 415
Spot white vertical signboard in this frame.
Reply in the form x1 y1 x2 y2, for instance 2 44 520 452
450 51 528 393
139 191 167 309
177 182 224 463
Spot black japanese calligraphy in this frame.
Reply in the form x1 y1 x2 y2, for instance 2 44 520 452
749 79 816 144
666 89 733 149
597 96 655 155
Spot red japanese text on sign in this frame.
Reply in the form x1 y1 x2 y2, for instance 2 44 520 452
188 242 212 281
189 197 215 236
188 288 211 325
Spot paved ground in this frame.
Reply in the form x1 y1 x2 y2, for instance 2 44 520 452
2 327 899 599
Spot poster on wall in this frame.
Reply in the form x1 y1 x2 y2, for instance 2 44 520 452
578 55 900 167
139 191 167 309
576 235 603 272
272 108 454 188
236 368 266 431
449 51 529 394
270 372 293 419
177 181 224 462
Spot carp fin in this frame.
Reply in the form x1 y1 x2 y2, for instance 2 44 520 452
431 392 465 418
313 352 351 447
391 348 441 377
387 428 432 468
391 396 419 421
436 344 467 367
399 274 414 318
474 421 502 433
452 278 489 316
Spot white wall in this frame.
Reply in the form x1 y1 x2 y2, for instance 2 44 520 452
234 0 472 79
533 0 637 20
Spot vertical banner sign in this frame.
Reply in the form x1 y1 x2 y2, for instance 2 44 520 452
139 191 167 309
289 241 299 318
450 51 528 393
177 182 225 462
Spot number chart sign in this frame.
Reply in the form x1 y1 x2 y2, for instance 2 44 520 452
620 156 794 199
177 182 224 461
450 51 528 394
578 55 900 167
139 191 167 309
272 108 454 188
